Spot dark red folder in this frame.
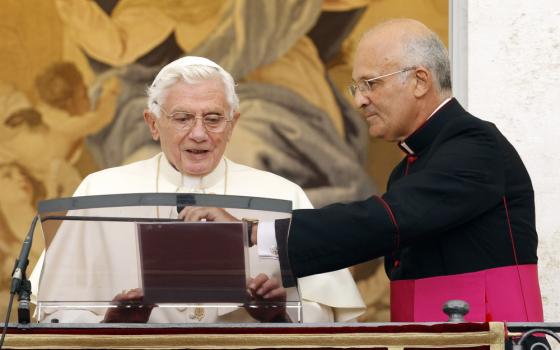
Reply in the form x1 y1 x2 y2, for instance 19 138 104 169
136 222 247 304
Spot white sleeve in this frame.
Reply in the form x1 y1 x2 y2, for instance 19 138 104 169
256 220 278 258
298 269 366 322
41 309 104 323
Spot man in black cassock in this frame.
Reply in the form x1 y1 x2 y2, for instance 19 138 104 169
287 18 544 323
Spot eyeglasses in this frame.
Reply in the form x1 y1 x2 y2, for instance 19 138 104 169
156 103 231 133
348 67 416 97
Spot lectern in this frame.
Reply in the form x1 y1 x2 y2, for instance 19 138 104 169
33 193 301 323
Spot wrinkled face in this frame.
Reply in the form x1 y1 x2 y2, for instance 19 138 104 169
352 38 417 142
144 80 239 176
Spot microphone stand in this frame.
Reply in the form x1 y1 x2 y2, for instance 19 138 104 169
16 280 31 324
0 215 38 349
10 214 39 324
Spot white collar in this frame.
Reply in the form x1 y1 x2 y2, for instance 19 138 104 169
157 153 227 193
426 97 452 121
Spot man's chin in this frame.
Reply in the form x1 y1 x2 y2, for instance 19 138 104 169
368 126 384 139
181 167 212 177
180 162 213 177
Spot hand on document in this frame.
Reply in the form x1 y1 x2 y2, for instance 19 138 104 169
102 288 153 323
178 206 238 223
245 273 288 322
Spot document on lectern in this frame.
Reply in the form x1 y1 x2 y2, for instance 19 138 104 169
35 193 302 323
136 221 248 304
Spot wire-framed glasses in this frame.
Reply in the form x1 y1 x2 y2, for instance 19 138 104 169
156 103 231 133
348 67 416 97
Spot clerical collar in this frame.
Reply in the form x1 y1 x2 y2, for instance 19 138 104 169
157 153 227 193
398 97 458 156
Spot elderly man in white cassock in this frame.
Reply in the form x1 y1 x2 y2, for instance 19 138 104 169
30 56 365 323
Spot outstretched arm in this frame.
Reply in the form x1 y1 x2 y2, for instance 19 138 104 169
40 76 120 136
55 0 174 66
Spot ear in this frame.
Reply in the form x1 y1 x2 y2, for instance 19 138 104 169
412 67 431 98
226 110 241 141
143 109 160 141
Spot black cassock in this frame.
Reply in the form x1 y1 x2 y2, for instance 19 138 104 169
288 98 543 322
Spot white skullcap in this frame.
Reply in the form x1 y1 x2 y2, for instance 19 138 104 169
150 56 223 88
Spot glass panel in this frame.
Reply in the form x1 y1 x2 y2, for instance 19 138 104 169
35 193 301 323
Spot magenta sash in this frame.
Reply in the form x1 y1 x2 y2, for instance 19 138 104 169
390 264 543 322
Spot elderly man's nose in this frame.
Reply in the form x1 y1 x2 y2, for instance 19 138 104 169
353 89 370 109
188 118 208 140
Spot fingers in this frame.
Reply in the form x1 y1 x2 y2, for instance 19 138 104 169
247 274 286 300
112 288 144 302
261 286 286 300
178 206 209 221
104 288 153 323
247 273 268 293
178 206 238 222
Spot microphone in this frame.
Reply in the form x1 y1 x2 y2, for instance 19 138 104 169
10 215 38 295
10 215 39 324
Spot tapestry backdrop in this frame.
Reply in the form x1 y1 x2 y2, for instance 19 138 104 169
0 0 447 321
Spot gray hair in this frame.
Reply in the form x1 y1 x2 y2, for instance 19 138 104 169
146 63 239 119
401 32 452 94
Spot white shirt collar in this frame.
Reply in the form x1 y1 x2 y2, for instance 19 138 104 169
427 97 452 121
398 98 453 155
157 153 226 193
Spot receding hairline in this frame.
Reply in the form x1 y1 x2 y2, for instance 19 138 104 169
358 18 436 51
354 18 452 95
362 18 433 38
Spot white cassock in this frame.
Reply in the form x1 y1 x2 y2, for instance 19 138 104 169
30 153 365 323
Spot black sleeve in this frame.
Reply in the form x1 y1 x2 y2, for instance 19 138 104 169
275 218 297 287
288 196 397 277
288 123 505 278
